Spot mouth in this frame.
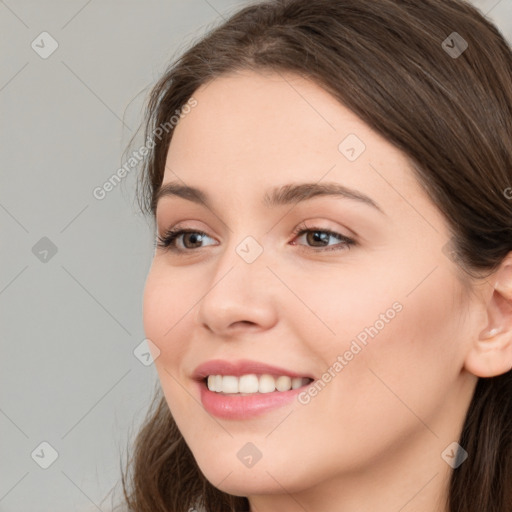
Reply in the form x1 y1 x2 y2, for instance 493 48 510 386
203 374 314 395
193 359 316 418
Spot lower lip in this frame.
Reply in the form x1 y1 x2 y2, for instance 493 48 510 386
197 379 309 419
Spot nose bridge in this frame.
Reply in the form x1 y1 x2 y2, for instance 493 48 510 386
214 209 274 280
211 230 273 300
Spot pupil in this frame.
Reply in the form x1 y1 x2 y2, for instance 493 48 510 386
308 231 328 246
186 233 202 247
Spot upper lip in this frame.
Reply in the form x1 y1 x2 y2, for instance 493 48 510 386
193 359 315 380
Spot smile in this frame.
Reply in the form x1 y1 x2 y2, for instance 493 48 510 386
193 359 316 419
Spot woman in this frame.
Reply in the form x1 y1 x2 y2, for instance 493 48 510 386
119 0 512 510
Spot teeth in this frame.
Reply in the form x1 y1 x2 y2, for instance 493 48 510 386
276 376 292 391
222 375 239 393
239 374 259 393
291 377 304 389
258 374 275 393
206 373 312 394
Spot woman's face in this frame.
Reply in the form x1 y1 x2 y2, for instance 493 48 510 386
143 69 481 507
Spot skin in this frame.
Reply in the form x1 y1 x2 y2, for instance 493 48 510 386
142 69 512 512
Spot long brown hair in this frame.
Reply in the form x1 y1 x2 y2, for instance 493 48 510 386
116 1 512 510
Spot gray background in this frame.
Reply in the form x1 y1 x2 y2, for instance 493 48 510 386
1 1 511 511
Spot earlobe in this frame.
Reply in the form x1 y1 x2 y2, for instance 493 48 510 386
463 255 512 378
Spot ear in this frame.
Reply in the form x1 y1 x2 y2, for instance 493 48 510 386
464 253 512 378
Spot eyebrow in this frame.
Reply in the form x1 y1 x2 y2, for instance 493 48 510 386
154 181 384 214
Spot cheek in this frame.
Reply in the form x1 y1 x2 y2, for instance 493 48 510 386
142 269 197 399
315 266 465 438
142 266 197 346
360 263 465 380
282 258 407 358
290 257 466 432
143 275 200 436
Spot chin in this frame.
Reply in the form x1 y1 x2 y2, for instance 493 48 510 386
196 454 307 497
205 473 286 497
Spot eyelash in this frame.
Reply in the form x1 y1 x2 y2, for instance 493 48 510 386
155 222 356 254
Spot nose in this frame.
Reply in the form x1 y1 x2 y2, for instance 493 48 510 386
194 241 279 337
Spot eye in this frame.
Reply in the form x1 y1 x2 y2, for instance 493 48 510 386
155 222 356 254
290 222 356 252
155 227 218 252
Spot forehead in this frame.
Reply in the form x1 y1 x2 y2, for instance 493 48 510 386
169 69 371 158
